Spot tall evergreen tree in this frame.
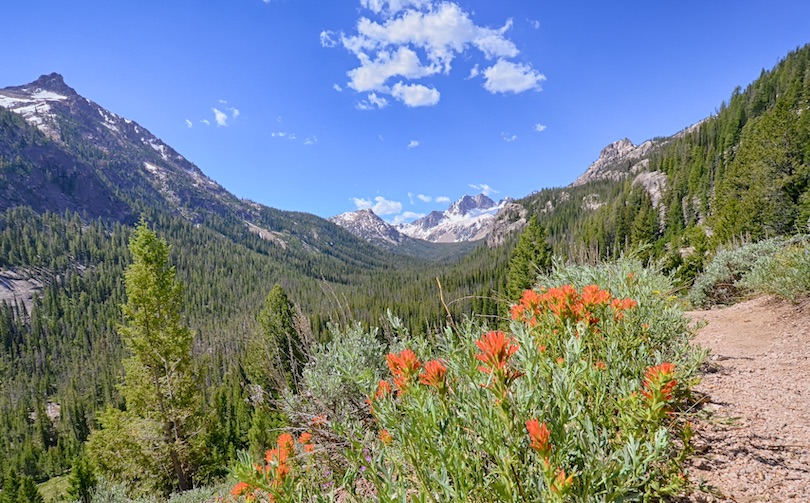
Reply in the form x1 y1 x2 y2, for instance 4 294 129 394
506 216 552 301
86 219 197 493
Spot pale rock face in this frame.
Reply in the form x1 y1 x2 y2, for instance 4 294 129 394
486 202 528 248
571 138 656 187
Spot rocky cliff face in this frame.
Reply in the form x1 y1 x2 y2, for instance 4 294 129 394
570 138 656 187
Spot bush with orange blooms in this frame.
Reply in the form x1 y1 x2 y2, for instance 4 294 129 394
230 259 705 502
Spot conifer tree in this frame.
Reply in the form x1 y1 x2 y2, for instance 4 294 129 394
506 216 552 301
87 219 197 493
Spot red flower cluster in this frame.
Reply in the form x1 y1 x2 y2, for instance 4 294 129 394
641 362 677 402
386 349 422 391
526 419 551 459
231 430 316 500
420 359 448 394
511 285 638 327
475 331 519 374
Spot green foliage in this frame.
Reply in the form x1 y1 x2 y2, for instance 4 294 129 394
737 237 810 302
87 220 197 494
232 259 704 501
506 216 552 301
66 457 96 503
0 470 45 503
245 285 305 392
687 236 805 307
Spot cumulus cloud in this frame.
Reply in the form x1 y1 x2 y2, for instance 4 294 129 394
356 92 389 110
324 1 541 107
201 119 211 126
407 139 420 149
469 183 498 196
392 211 426 224
391 82 440 106
333 83 343 92
271 131 297 140
230 108 240 118
212 108 229 127
347 46 438 92
185 119 193 128
417 194 432 202
501 132 518 142
435 196 451 203
483 59 545 94
353 196 403 215
534 123 547 132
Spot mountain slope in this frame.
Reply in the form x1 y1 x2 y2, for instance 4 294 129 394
499 44 810 266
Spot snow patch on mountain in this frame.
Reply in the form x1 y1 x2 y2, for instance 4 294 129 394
397 194 510 243
330 209 405 246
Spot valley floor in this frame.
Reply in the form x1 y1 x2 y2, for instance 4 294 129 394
685 296 810 502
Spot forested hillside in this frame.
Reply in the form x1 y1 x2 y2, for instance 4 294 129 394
520 44 810 272
0 207 510 485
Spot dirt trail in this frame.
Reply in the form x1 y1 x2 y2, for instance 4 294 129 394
685 296 810 502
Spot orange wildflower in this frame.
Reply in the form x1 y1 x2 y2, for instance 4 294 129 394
475 331 519 373
610 297 638 320
304 444 315 453
311 415 327 427
641 362 677 401
298 432 312 444
380 429 392 444
526 419 551 458
550 468 574 495
419 359 448 391
581 284 612 307
386 348 422 391
594 361 607 370
231 481 252 497
375 380 392 399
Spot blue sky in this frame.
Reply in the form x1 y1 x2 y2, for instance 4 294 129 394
2 1 810 223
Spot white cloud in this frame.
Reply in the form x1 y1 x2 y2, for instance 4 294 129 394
353 195 403 215
201 119 211 126
219 99 228 104
528 19 540 30
407 139 420 149
356 92 389 110
435 196 451 203
483 59 545 94
534 123 547 132
230 108 240 118
407 192 415 204
271 131 296 140
417 194 432 202
333 83 343 92
501 132 518 142
320 30 338 48
347 46 438 92
325 1 539 107
185 119 193 128
391 82 440 107
212 108 229 127
304 136 318 145
392 210 426 224
378 134 385 141
360 0 430 17
469 183 498 196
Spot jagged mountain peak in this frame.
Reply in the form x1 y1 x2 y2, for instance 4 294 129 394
329 208 405 246
397 194 509 243
28 73 77 96
447 193 496 217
